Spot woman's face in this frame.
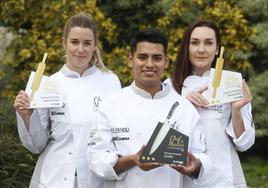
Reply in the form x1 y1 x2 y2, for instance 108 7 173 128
64 26 96 73
189 26 218 76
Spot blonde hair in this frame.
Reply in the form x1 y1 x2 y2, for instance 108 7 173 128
91 47 109 72
63 12 109 72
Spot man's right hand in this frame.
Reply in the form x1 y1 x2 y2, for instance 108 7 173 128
114 145 163 174
135 145 163 171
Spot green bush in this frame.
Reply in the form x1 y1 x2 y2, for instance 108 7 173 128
0 98 36 188
242 156 268 188
249 70 268 137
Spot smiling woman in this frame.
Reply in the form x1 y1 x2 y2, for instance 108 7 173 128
168 20 255 188
64 26 96 74
13 13 121 188
189 27 219 76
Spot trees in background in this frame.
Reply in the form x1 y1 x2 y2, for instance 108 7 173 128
0 0 116 100
99 0 255 84
0 0 116 187
249 71 268 137
0 0 267 187
0 98 35 187
239 0 268 74
0 0 263 95
238 0 268 138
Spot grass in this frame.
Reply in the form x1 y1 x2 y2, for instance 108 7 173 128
242 156 268 188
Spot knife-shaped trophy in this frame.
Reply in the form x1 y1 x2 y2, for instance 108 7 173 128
140 101 189 165
212 46 224 98
29 52 48 101
149 101 179 155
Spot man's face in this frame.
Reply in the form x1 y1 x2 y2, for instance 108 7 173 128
128 41 169 92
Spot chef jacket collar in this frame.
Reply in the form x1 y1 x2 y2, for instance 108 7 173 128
192 70 210 77
130 81 170 99
60 64 97 78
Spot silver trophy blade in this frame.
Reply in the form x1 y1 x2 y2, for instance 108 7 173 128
148 101 179 155
149 120 170 155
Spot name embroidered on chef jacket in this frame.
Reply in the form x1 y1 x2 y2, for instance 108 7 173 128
88 142 96 146
51 111 65 116
206 104 223 113
112 136 130 141
111 127 130 133
111 127 130 141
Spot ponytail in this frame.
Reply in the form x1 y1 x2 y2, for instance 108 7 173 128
92 47 109 72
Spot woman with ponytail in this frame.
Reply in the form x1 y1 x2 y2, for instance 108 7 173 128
13 13 121 188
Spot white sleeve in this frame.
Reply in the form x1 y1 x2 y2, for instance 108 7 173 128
189 117 212 183
16 108 50 154
226 103 255 151
88 109 127 180
109 73 122 92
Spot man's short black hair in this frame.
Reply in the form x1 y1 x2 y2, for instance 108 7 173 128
130 28 168 55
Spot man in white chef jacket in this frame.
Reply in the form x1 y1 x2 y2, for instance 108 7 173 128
88 28 211 188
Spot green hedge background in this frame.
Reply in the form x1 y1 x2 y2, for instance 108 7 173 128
1 0 267 187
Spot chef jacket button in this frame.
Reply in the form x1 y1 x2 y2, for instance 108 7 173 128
64 178 67 181
69 152 72 155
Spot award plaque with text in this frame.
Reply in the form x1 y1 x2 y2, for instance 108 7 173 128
203 47 244 106
25 53 63 108
140 102 189 165
25 71 63 108
203 68 244 106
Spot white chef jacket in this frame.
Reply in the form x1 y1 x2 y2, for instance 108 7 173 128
16 65 121 188
88 82 212 188
167 71 255 188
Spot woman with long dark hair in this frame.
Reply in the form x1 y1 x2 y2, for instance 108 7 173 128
169 20 255 188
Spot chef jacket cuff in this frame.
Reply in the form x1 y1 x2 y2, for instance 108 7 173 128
92 151 127 180
226 116 255 151
190 153 212 183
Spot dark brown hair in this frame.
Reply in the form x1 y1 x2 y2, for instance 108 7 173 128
171 20 221 94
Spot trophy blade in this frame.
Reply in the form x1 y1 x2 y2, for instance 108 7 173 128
149 122 170 155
